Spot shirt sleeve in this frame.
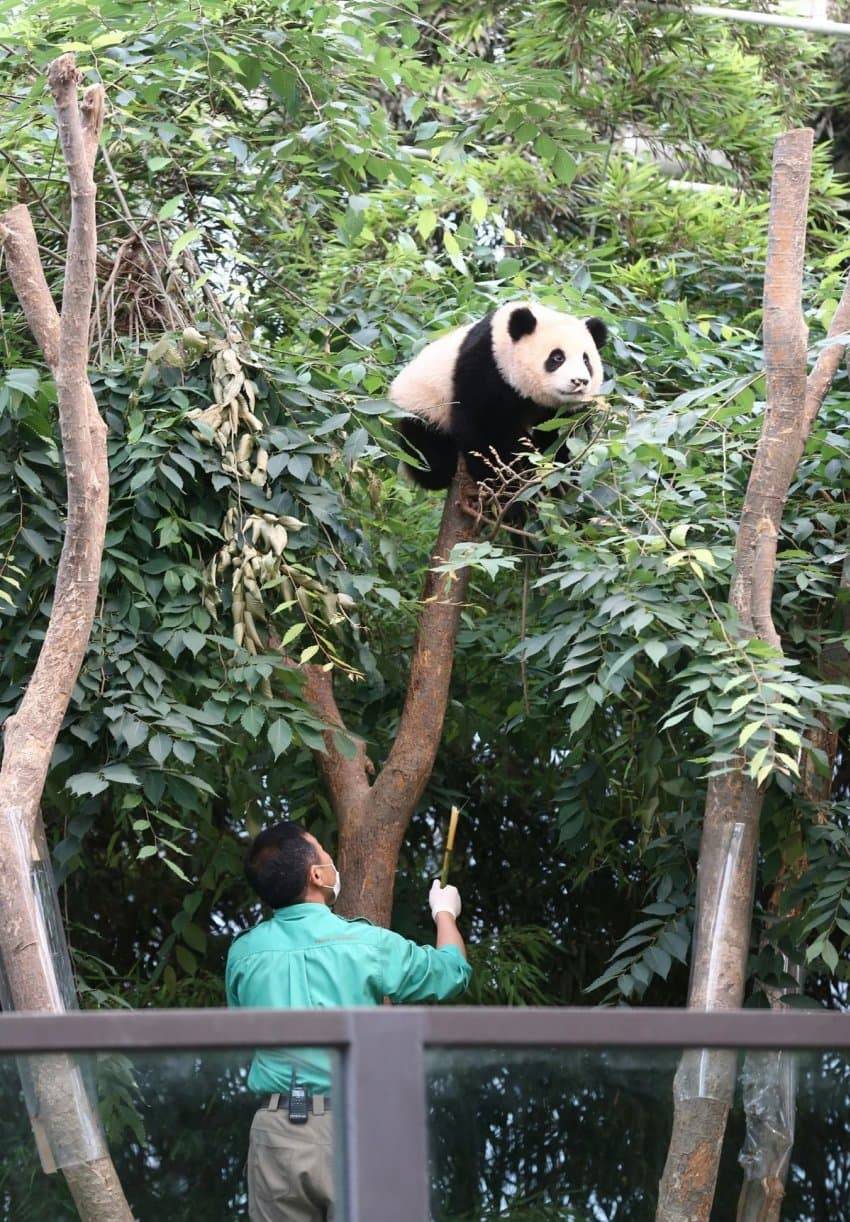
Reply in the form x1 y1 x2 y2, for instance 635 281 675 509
224 949 239 1007
377 929 472 1004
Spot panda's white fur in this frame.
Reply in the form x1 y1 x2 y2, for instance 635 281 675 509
391 300 607 492
390 320 475 429
490 302 604 407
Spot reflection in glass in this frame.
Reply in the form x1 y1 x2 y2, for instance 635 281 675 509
426 1047 850 1221
0 1048 342 1221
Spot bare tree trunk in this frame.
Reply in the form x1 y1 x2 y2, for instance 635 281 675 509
0 56 132 1220
278 466 478 925
736 693 839 1219
658 127 850 1222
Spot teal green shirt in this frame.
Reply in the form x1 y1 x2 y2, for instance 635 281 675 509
225 902 472 1093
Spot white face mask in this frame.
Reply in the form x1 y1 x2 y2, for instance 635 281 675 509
315 863 340 903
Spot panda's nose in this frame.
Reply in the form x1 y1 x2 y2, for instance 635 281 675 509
570 376 589 388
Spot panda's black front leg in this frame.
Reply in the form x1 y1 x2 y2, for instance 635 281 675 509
399 417 460 490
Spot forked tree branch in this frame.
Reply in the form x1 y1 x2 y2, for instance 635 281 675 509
0 55 132 1220
0 204 61 368
283 462 479 925
658 126 850 1222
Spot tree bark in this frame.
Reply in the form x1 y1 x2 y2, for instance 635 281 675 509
657 127 850 1222
736 601 844 1222
0 56 132 1220
288 466 479 926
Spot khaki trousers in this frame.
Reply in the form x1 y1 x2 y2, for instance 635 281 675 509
247 1105 336 1221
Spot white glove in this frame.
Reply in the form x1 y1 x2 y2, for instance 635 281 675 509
429 879 461 921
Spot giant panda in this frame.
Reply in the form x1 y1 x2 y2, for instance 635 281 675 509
390 301 608 492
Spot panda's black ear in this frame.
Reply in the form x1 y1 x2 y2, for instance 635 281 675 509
508 307 537 341
584 317 608 348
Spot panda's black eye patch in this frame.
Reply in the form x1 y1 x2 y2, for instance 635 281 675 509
545 349 565 373
583 352 593 376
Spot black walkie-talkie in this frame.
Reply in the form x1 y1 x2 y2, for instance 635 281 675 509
288 1072 309 1124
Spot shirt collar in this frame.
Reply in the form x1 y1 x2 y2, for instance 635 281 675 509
272 902 331 920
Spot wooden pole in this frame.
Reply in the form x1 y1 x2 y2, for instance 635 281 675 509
440 806 460 886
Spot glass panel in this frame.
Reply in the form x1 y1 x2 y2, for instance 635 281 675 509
0 1047 343 1220
426 1047 850 1221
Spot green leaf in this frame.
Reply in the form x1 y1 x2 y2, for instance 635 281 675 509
643 640 666 666
644 945 672 979
280 622 306 647
553 148 578 185
66 772 109 797
182 922 207 953
175 945 197 975
138 845 158 860
101 764 140 786
416 210 438 240
693 706 713 735
241 706 265 736
158 194 184 221
738 720 762 747
470 196 487 223
570 694 595 734
182 629 207 657
149 734 172 765
173 739 196 765
268 718 292 759
170 228 202 259
147 156 171 173
92 30 126 48
163 858 191 883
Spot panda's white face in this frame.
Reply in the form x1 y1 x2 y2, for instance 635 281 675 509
491 302 607 412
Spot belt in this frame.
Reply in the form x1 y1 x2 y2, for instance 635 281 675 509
265 1092 331 1115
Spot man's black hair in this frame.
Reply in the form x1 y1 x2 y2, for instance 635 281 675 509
244 822 319 909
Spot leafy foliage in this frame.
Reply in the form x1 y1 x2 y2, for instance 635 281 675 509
3 0 850 1213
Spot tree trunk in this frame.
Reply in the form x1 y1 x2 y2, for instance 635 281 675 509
0 56 132 1220
283 466 479 925
658 127 850 1222
736 714 838 1220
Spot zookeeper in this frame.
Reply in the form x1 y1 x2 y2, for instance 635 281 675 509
225 820 472 1222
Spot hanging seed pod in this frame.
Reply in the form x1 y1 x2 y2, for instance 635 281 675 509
279 516 306 531
268 525 288 555
246 594 266 620
182 326 207 353
229 398 240 435
250 448 269 487
262 554 280 581
260 677 273 700
243 610 263 649
337 593 356 611
234 622 245 647
241 408 264 432
221 348 242 376
220 372 245 405
237 433 254 464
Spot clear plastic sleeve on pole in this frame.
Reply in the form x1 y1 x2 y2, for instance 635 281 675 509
0 811 107 1170
676 820 750 1104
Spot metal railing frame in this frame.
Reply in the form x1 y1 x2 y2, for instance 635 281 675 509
1 1006 849 1221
